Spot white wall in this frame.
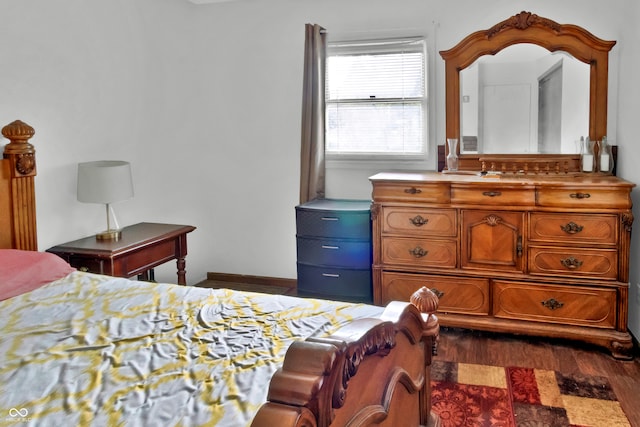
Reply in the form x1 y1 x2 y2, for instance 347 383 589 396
615 0 640 339
2 0 640 338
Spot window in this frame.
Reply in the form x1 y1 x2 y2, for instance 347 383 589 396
325 37 427 158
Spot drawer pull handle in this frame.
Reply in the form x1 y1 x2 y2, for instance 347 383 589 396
560 222 584 234
404 187 422 194
322 273 340 278
409 215 429 227
517 236 523 258
321 217 339 221
482 191 502 197
321 245 340 250
569 192 591 199
560 256 583 269
430 288 444 299
409 246 428 258
541 298 564 311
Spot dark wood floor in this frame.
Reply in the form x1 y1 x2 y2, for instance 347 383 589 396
195 278 640 426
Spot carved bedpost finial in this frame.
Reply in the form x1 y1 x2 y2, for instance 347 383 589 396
3 120 35 148
2 120 36 176
410 287 440 355
2 120 38 250
410 286 439 314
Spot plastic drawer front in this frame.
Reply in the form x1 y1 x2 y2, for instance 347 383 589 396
296 263 372 303
296 209 371 239
296 237 371 269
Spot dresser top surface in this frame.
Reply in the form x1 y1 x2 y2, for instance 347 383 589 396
369 171 635 188
47 222 196 255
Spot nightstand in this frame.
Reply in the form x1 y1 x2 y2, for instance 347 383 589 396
47 222 196 285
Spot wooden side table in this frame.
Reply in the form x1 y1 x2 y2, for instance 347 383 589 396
47 222 196 285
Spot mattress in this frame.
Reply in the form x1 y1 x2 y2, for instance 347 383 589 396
0 271 383 426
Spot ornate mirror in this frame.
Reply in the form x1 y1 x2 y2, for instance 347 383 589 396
440 11 616 173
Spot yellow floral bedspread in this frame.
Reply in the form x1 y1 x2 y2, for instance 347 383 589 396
0 271 382 426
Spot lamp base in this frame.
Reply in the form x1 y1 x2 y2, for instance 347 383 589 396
96 229 122 241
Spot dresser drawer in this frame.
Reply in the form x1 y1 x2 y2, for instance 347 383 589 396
382 207 457 237
381 272 489 315
493 280 617 328
536 187 632 209
451 185 535 206
296 237 371 268
381 237 456 268
529 213 617 245
529 246 617 279
296 263 372 302
296 208 371 239
372 181 450 203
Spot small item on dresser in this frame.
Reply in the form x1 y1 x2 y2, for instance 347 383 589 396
580 136 595 172
599 136 612 173
446 138 459 172
482 171 502 178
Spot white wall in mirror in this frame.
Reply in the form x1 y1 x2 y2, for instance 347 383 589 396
460 44 589 154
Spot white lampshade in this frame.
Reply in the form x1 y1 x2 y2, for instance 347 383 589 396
77 160 134 204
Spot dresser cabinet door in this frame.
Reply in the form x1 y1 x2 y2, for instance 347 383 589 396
461 210 524 272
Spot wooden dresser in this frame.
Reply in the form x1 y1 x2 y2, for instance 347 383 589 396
370 171 635 358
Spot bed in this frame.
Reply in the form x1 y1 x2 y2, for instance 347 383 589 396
0 120 441 427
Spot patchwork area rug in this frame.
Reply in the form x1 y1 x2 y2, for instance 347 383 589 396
431 360 631 427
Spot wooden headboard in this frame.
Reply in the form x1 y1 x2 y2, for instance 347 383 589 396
0 120 37 250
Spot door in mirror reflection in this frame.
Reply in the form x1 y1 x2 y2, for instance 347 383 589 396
538 64 562 154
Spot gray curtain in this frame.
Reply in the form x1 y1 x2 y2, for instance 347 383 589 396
299 23 327 204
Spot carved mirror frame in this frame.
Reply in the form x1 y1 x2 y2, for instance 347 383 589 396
439 11 616 173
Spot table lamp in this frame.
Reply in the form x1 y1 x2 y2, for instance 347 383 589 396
77 160 134 241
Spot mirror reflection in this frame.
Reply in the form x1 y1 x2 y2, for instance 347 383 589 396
460 44 590 155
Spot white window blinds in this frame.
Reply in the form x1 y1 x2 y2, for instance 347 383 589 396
326 37 427 156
